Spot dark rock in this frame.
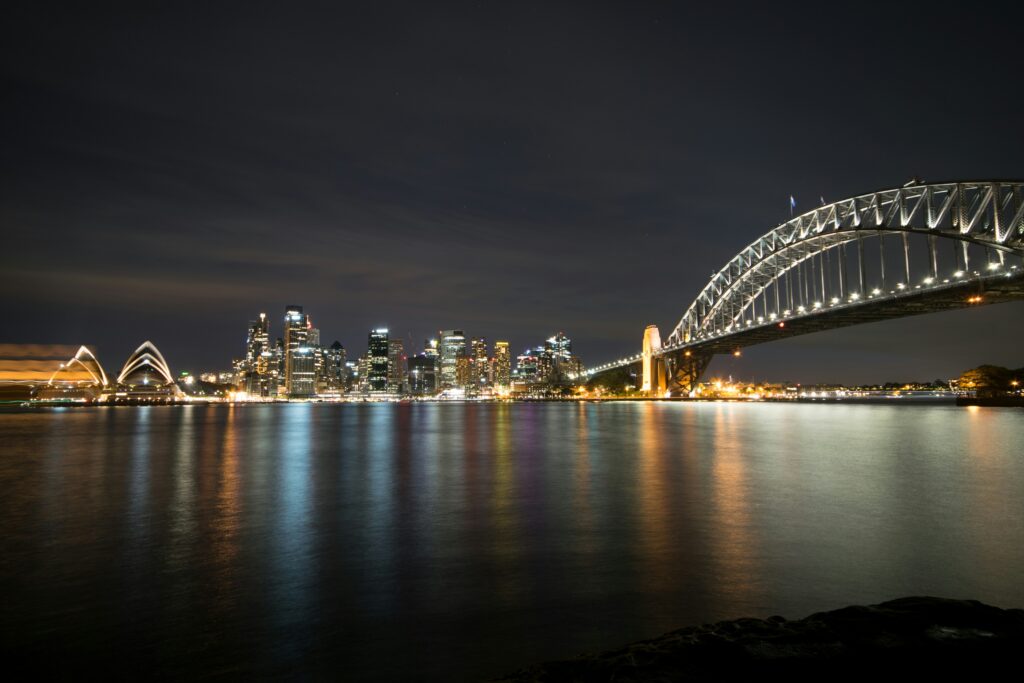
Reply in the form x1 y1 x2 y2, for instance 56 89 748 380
494 597 1024 682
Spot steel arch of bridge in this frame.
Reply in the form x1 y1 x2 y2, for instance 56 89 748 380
584 180 1024 379
666 181 1024 349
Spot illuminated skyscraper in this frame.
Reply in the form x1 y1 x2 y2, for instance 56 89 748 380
438 329 465 389
244 313 270 395
494 341 511 391
284 305 314 397
321 341 346 394
468 337 488 392
368 329 389 393
387 339 406 393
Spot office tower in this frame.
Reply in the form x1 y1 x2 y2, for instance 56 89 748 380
469 337 488 391
322 341 346 394
274 337 286 396
246 313 269 366
242 313 270 394
423 338 439 360
407 353 436 395
278 306 315 398
368 329 389 393
493 341 511 391
387 339 406 394
545 332 572 364
284 306 311 396
356 355 371 393
515 349 541 385
455 355 472 389
438 329 465 389
289 346 317 397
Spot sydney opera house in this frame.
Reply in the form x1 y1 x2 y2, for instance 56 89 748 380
35 341 183 402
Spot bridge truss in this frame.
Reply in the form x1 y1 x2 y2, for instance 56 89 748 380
585 181 1024 387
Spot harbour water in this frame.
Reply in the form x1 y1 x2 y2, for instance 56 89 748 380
2 402 1022 680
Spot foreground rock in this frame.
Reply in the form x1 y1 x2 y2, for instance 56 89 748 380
496 597 1024 682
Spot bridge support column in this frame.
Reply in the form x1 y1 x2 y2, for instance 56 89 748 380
665 351 712 397
641 325 666 396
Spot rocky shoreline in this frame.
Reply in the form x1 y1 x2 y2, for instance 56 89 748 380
496 597 1024 682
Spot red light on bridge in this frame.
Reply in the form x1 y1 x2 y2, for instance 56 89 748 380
778 321 785 328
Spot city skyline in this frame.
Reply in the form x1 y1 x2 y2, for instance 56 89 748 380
3 4 1022 384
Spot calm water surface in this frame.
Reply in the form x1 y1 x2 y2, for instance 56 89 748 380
2 402 1023 679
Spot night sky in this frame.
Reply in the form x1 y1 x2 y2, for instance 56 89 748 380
3 2 1022 383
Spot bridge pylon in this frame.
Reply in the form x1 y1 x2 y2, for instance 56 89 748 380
642 325 666 396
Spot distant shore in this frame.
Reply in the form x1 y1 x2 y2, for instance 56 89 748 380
495 597 1024 682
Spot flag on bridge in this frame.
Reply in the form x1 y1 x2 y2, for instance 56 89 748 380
789 195 796 216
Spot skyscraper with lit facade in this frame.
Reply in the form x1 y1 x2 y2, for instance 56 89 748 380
493 341 511 391
438 329 465 389
387 338 406 393
368 329 389 393
243 313 270 395
284 305 314 397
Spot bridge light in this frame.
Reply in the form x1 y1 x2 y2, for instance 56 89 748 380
733 350 741 357
797 305 806 312
684 350 691 357
871 288 880 295
830 297 839 304
769 313 777 320
783 309 791 316
954 270 964 278
778 321 785 328
897 283 906 289
850 293 860 301
813 301 822 309
923 276 934 284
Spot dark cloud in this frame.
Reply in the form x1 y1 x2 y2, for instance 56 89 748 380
2 1 1023 381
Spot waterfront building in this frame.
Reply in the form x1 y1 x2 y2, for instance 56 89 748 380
514 349 541 386
469 337 488 392
288 346 317 397
388 339 406 393
283 306 311 396
368 329 389 393
455 355 472 389
493 341 511 391
438 329 465 389
321 341 346 394
407 353 436 395
241 313 270 394
356 355 371 393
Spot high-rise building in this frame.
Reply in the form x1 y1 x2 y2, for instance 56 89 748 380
545 332 572 362
243 313 270 395
321 341 346 394
284 306 313 396
494 341 511 391
356 355 371 393
455 355 472 389
438 329 465 389
407 353 436 395
469 337 488 391
387 339 406 394
274 337 286 396
515 349 541 386
368 329 389 393
288 346 317 397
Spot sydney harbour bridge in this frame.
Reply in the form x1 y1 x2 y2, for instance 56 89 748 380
583 180 1024 395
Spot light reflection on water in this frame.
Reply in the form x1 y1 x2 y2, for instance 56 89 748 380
1 401 1023 680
